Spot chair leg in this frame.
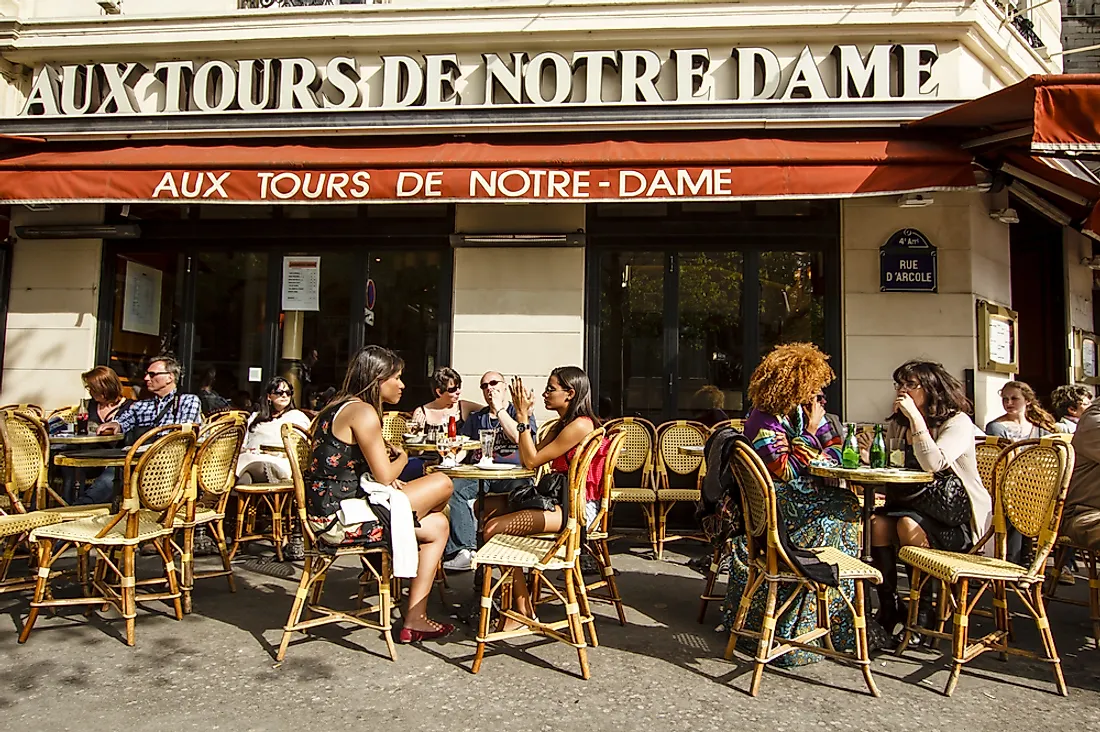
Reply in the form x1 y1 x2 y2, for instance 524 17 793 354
993 579 1010 661
1087 550 1100 649
271 495 285 562
1031 583 1068 696
160 537 184 621
853 579 880 697
0 535 17 583
471 564 494 675
121 545 137 647
598 540 627 625
944 579 969 697
276 554 314 663
895 568 924 656
180 525 195 615
748 579 779 697
379 552 396 662
573 565 598 648
640 502 659 558
562 566 590 680
725 562 759 660
17 539 53 644
817 586 835 652
229 494 251 560
656 502 670 560
698 544 722 624
212 520 236 593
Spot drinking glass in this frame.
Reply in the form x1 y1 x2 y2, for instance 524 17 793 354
435 435 451 466
888 438 905 468
479 428 496 465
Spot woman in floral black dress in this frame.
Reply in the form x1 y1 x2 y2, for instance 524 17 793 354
306 345 455 642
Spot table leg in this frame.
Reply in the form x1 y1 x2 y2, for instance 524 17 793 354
862 482 874 564
473 479 488 592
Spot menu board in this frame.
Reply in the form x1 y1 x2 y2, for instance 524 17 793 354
282 256 320 311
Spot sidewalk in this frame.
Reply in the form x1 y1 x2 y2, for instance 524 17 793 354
1 542 1098 732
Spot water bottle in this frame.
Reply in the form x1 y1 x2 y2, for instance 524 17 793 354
842 424 860 469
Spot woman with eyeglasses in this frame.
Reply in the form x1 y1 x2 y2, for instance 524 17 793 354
236 377 311 485
722 343 867 666
984 380 1056 440
411 367 480 432
480 366 606 630
867 360 990 640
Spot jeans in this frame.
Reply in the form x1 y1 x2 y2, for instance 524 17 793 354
445 477 520 559
73 467 118 505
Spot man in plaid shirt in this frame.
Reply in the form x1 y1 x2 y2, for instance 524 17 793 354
98 355 202 435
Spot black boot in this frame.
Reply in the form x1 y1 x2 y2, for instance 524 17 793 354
870 546 904 635
913 588 937 647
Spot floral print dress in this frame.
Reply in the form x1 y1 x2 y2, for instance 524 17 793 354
304 401 385 546
721 408 862 666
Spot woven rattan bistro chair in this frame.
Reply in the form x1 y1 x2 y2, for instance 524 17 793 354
471 428 605 679
277 422 397 663
18 425 198 646
580 428 629 625
896 437 1074 697
381 411 410 445
724 439 882 696
975 436 1013 495
655 420 708 560
174 416 246 613
710 418 746 434
1 404 44 419
603 417 659 555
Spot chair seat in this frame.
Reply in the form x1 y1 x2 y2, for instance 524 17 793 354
40 504 113 521
0 511 63 538
900 546 1031 584
610 487 657 502
657 489 701 502
30 512 173 546
763 546 882 583
172 506 224 528
473 534 572 571
234 482 293 494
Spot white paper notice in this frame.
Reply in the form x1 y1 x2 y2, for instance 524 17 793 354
122 261 162 336
248 367 263 383
988 317 1013 365
1084 338 1097 379
282 256 320 311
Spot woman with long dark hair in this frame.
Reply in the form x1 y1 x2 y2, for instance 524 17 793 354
481 366 605 627
305 346 455 642
236 377 310 484
867 359 991 637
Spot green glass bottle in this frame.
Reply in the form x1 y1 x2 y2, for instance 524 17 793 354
869 424 887 469
842 423 860 469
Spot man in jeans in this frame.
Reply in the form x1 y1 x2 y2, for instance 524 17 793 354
1064 400 1100 550
442 371 536 572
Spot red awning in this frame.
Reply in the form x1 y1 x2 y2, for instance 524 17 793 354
0 136 976 204
912 74 1100 155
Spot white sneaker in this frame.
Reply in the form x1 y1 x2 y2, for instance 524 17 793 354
443 549 475 572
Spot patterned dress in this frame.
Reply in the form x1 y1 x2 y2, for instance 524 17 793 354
721 408 861 666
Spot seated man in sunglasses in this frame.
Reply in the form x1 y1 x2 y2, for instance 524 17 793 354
442 371 537 572
98 355 203 437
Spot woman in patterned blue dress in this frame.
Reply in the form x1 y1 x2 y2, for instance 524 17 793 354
722 343 862 666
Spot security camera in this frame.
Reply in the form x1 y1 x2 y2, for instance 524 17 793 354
898 192 934 208
989 208 1019 224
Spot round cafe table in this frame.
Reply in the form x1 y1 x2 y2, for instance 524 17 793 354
426 463 536 547
403 439 480 454
807 464 933 563
54 448 132 512
49 433 124 447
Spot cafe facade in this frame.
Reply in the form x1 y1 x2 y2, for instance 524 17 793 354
0 0 1090 426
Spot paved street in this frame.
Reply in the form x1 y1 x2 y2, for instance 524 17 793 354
2 541 1099 732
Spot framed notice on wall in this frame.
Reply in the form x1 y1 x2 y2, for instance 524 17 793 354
977 301 1019 374
1075 330 1100 385
282 256 320 311
121 261 162 336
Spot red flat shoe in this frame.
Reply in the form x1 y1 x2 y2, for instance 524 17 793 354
399 623 456 643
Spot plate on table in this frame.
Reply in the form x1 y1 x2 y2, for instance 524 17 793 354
476 462 519 471
402 433 425 444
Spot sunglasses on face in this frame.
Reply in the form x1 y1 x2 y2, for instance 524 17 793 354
813 394 827 404
270 389 292 397
442 385 461 394
480 379 503 390
145 371 169 378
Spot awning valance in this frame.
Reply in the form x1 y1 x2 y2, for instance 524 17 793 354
912 74 1100 155
0 136 976 204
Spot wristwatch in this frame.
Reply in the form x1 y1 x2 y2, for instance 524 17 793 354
517 422 529 434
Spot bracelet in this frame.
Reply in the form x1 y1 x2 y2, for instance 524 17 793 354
911 428 929 439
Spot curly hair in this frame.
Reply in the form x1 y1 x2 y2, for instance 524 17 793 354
747 343 835 417
1001 380 1056 432
1050 384 1092 420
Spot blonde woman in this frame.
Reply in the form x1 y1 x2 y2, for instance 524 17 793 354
985 380 1055 440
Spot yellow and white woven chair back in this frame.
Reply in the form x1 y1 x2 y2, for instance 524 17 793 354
566 428 606 529
195 419 246 497
656 420 708 482
603 417 655 478
974 436 1013 496
536 418 559 445
47 405 80 424
207 409 251 425
594 428 630 531
1 410 48 508
992 437 1074 575
710 418 746 434
729 439 775 545
126 426 197 515
281 422 314 542
381 411 409 445
0 404 44 419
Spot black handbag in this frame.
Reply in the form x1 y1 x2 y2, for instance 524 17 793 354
891 469 971 527
508 472 567 513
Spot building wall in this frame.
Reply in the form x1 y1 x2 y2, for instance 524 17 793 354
1 204 103 407
1062 0 1100 74
451 203 586 422
841 192 1013 427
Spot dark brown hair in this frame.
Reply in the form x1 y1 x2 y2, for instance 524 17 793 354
548 366 601 438
430 366 462 397
889 360 971 429
330 345 404 418
1051 384 1093 420
81 366 123 403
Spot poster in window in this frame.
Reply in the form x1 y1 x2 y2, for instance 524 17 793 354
1076 330 1100 384
122 261 163 336
282 256 320 311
